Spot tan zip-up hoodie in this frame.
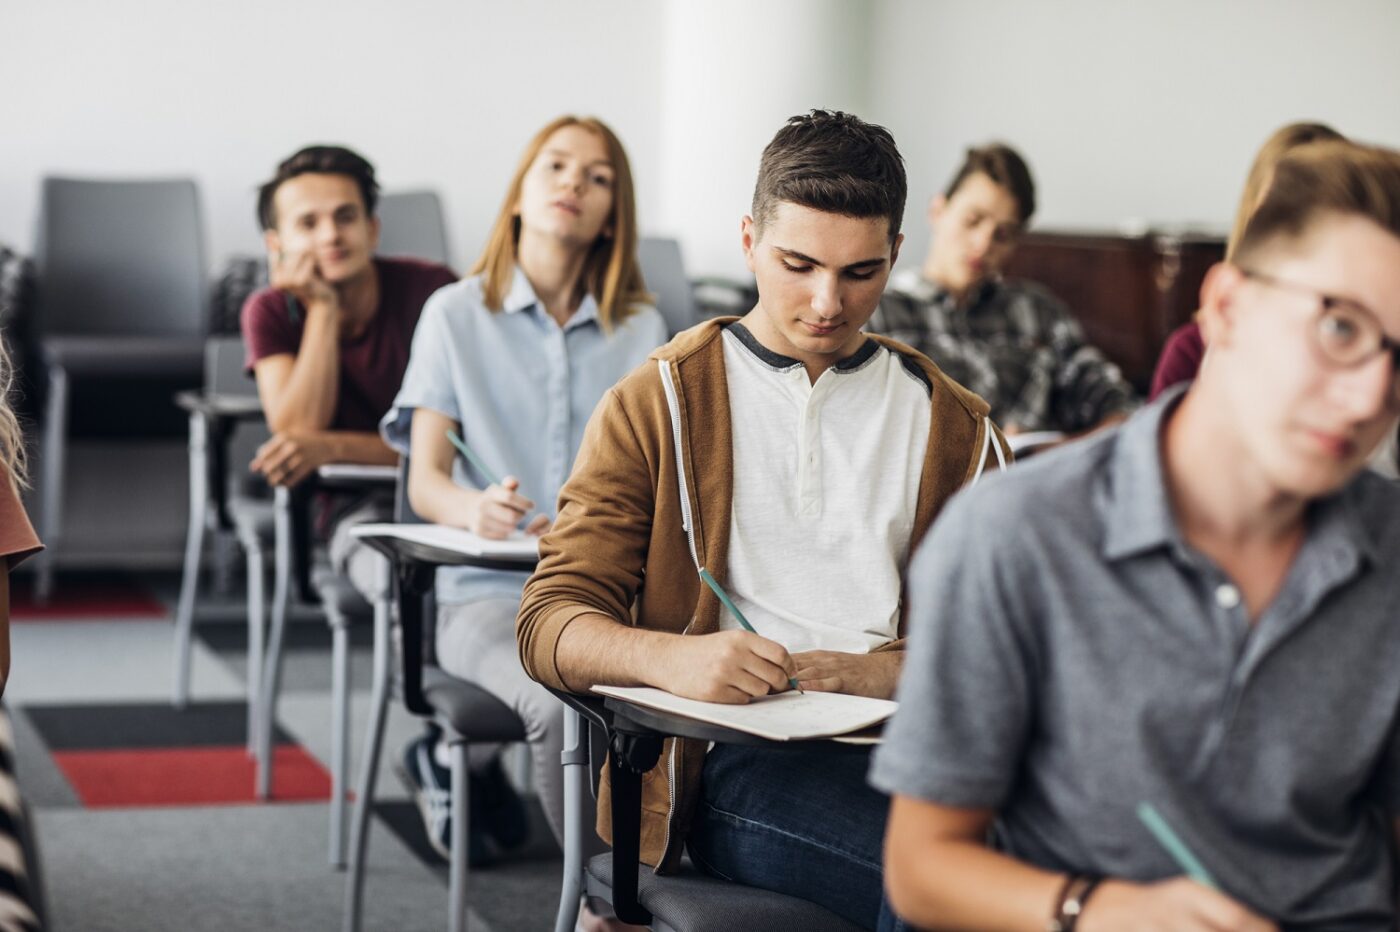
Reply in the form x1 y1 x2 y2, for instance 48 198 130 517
517 317 1007 872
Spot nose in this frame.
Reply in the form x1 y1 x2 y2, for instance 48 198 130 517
969 223 995 258
810 272 842 319
316 216 342 244
561 164 586 193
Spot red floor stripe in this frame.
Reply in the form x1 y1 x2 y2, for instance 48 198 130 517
10 580 169 621
51 745 332 807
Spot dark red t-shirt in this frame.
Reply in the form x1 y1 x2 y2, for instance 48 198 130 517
1149 321 1206 401
240 257 456 431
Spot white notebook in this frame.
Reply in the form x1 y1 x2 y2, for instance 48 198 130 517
350 522 540 560
592 685 896 742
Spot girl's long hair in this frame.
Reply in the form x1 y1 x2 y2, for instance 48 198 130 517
470 115 650 329
0 337 26 493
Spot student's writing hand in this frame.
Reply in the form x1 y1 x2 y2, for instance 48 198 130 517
464 477 535 539
268 248 338 311
662 630 796 704
251 431 333 487
1079 878 1277 932
790 650 901 699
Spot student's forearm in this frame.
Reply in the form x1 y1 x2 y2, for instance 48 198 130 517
886 837 1063 931
267 302 340 431
320 432 396 466
553 613 685 695
407 458 484 528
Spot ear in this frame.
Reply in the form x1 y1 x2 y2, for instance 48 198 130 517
741 216 759 273
1197 262 1246 349
263 229 282 255
889 232 905 270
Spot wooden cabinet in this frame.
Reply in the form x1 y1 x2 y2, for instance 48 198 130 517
1003 230 1225 393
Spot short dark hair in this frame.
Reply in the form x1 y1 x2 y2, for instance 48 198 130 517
751 110 907 242
944 143 1036 225
1235 140 1400 267
256 145 379 231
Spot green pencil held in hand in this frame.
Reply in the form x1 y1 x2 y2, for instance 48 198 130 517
697 567 803 694
445 429 504 488
1136 802 1219 889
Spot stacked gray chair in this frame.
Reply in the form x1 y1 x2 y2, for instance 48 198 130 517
377 190 451 266
31 177 207 601
637 236 698 337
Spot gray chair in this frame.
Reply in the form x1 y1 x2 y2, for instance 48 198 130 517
31 176 207 601
637 237 698 336
343 458 527 932
551 698 863 932
377 190 451 267
171 336 269 745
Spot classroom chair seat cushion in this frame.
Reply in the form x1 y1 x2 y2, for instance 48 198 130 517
39 334 204 376
421 668 527 744
585 853 864 932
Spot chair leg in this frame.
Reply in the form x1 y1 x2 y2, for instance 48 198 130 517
328 611 351 868
256 486 293 799
244 537 266 757
342 584 392 932
35 364 68 605
447 731 470 932
553 707 587 932
172 411 209 709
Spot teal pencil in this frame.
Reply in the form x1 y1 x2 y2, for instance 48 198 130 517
1136 802 1219 890
697 567 803 694
445 429 504 488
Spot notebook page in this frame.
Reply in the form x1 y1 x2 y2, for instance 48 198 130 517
593 685 895 741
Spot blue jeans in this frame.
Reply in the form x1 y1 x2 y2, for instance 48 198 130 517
686 742 903 930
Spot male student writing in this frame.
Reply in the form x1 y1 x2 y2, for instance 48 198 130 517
241 145 455 591
873 140 1400 931
869 143 1134 438
517 110 1007 929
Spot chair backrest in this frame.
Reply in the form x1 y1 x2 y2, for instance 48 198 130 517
377 190 451 267
35 177 207 337
637 237 696 336
204 335 257 398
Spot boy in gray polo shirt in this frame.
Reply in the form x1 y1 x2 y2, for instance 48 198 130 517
873 141 1400 931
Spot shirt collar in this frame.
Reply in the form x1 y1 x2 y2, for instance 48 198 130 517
1100 386 1185 561
1100 383 1380 568
500 266 601 330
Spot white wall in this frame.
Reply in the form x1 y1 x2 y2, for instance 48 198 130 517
0 0 665 275
4 0 1400 282
869 0 1400 267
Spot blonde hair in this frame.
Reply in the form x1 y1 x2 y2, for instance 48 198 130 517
470 115 650 329
1226 122 1345 260
0 338 27 493
1235 140 1400 267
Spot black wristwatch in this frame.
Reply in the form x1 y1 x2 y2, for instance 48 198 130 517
1048 874 1103 932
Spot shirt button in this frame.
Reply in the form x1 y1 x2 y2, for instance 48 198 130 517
1215 584 1241 609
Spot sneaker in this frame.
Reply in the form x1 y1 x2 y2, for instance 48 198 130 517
395 734 495 865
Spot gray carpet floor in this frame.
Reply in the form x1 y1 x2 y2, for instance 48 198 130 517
9 573 569 931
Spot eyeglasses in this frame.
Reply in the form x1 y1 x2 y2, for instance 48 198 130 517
1239 268 1400 405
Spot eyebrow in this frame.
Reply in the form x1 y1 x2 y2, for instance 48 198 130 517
774 247 888 271
542 148 613 169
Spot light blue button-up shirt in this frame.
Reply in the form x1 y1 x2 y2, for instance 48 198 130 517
382 268 667 605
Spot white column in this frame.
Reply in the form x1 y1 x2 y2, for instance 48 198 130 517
655 0 874 280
